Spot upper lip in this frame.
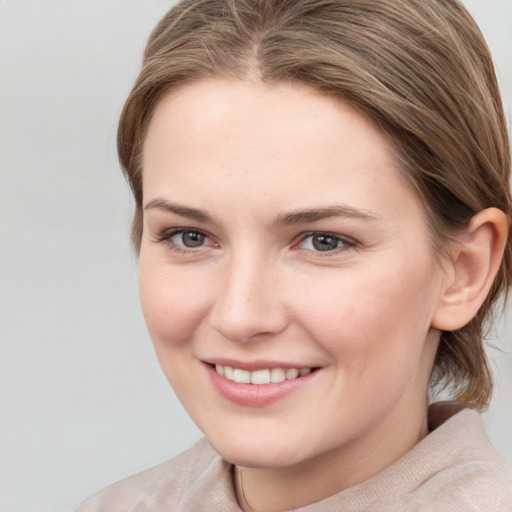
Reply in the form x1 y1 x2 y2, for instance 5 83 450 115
202 358 318 371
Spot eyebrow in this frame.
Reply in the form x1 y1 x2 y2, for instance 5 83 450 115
272 206 381 227
144 198 215 224
144 198 380 227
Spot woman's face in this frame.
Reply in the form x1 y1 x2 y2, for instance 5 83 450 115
139 79 448 469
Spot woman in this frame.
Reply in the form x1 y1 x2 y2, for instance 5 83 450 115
78 0 512 510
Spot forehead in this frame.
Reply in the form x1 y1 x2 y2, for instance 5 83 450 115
144 79 390 153
142 78 424 225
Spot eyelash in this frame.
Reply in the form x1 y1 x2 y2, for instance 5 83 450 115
152 228 216 255
152 228 358 256
296 232 357 257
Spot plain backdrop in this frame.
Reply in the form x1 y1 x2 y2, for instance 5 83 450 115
0 1 511 511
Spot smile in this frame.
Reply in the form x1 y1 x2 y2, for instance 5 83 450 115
206 362 319 407
215 364 312 384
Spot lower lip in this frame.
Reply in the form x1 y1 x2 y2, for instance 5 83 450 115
205 364 317 407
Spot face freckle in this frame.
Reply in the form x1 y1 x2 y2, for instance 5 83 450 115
138 78 447 475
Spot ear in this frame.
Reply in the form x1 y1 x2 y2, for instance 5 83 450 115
432 207 509 331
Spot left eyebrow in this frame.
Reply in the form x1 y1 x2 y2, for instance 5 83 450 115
272 205 381 228
143 198 215 224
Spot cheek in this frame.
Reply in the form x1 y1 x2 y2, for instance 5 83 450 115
138 259 215 401
138 260 211 348
295 261 438 370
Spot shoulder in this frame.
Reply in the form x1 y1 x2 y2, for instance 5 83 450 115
309 408 512 512
75 438 233 512
389 408 512 512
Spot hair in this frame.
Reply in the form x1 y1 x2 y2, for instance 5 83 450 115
117 0 512 408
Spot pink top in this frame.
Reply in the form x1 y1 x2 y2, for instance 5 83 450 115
77 407 512 511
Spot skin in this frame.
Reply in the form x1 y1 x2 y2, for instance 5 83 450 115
139 78 455 511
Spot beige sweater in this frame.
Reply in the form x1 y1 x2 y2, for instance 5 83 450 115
77 409 512 511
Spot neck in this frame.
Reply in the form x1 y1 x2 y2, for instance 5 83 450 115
234 399 429 512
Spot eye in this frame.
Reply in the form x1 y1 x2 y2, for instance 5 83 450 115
153 228 215 252
171 229 207 248
298 233 355 253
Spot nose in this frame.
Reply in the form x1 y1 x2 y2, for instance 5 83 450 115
209 251 288 343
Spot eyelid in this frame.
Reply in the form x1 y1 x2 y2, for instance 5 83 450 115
151 227 358 257
294 231 358 254
152 227 218 251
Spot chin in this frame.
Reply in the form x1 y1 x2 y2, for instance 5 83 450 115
206 430 314 468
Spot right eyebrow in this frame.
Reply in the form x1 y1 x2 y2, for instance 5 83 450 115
272 205 381 227
143 198 214 224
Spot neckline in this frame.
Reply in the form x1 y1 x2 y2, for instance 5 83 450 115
227 408 481 511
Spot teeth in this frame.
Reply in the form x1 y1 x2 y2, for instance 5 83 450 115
224 366 234 380
285 368 299 380
270 368 286 383
215 365 313 384
251 369 270 385
233 368 251 384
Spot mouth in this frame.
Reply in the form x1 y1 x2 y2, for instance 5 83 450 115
213 364 315 385
203 360 321 406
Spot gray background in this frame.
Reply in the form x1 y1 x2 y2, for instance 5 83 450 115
0 1 510 511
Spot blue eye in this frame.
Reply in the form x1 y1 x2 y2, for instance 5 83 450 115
171 230 207 248
299 233 353 252
153 228 214 252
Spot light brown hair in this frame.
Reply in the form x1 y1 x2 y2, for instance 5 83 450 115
117 0 512 408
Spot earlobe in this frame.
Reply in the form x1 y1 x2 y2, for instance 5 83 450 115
432 208 509 332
